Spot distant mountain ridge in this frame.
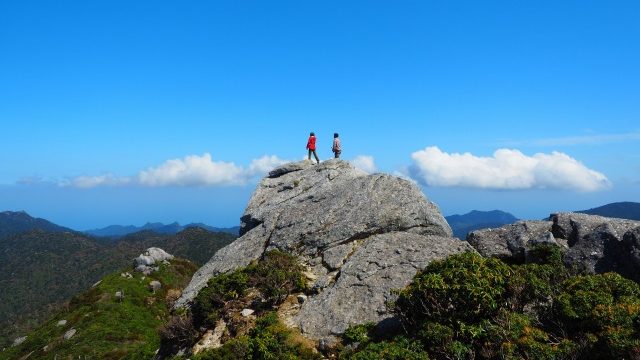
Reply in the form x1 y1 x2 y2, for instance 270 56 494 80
577 201 640 221
85 222 240 238
446 210 519 239
0 211 73 239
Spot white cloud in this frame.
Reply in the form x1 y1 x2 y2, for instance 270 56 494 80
248 155 289 176
71 174 131 188
350 155 377 174
409 147 611 192
64 153 288 188
138 154 247 187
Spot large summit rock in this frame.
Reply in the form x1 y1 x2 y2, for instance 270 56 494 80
175 159 471 339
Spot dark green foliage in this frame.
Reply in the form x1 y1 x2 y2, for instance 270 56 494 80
341 337 429 360
159 315 199 356
243 249 307 305
193 313 320 360
351 247 640 360
395 252 513 326
343 322 376 344
556 273 640 358
192 250 307 328
192 270 251 327
1 258 198 360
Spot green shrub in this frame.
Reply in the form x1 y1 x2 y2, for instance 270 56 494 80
395 252 512 327
195 313 319 360
192 336 250 360
556 272 640 358
245 250 307 305
343 322 376 344
191 270 250 327
192 247 640 360
192 250 306 329
341 336 429 360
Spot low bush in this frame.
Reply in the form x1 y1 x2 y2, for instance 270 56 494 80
341 336 429 360
193 312 319 360
191 250 306 329
354 246 640 360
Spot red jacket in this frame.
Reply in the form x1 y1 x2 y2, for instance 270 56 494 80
306 135 317 150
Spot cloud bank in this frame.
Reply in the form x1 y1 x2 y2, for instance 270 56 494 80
410 147 611 192
67 153 288 188
350 155 377 174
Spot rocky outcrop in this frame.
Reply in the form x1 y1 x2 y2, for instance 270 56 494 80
467 212 640 281
467 220 558 262
553 213 640 277
134 247 174 275
296 233 471 337
175 160 470 339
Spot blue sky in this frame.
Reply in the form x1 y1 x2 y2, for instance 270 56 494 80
1 1 639 229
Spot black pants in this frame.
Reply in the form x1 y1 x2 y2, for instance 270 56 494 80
333 150 341 159
308 149 319 163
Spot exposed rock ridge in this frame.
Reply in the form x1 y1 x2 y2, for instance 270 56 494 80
175 159 471 339
467 212 640 281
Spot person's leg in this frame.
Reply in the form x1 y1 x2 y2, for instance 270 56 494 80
308 149 312 160
335 151 340 159
313 150 320 164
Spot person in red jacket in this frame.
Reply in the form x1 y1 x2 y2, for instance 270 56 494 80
306 132 320 164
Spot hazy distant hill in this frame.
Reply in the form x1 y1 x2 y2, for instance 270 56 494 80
0 211 72 239
446 210 518 239
578 201 640 221
0 215 236 348
85 221 240 238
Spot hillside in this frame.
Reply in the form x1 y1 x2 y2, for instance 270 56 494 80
1 252 198 359
445 210 518 239
115 227 238 266
0 211 72 239
0 227 235 347
578 201 640 220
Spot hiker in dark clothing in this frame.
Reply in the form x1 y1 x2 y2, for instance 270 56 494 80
332 133 341 159
307 132 320 164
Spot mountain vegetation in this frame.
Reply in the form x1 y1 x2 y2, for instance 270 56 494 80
339 246 640 359
86 222 240 238
1 256 198 359
578 201 640 221
160 250 319 359
0 217 236 348
159 244 640 359
445 210 518 239
113 227 237 266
